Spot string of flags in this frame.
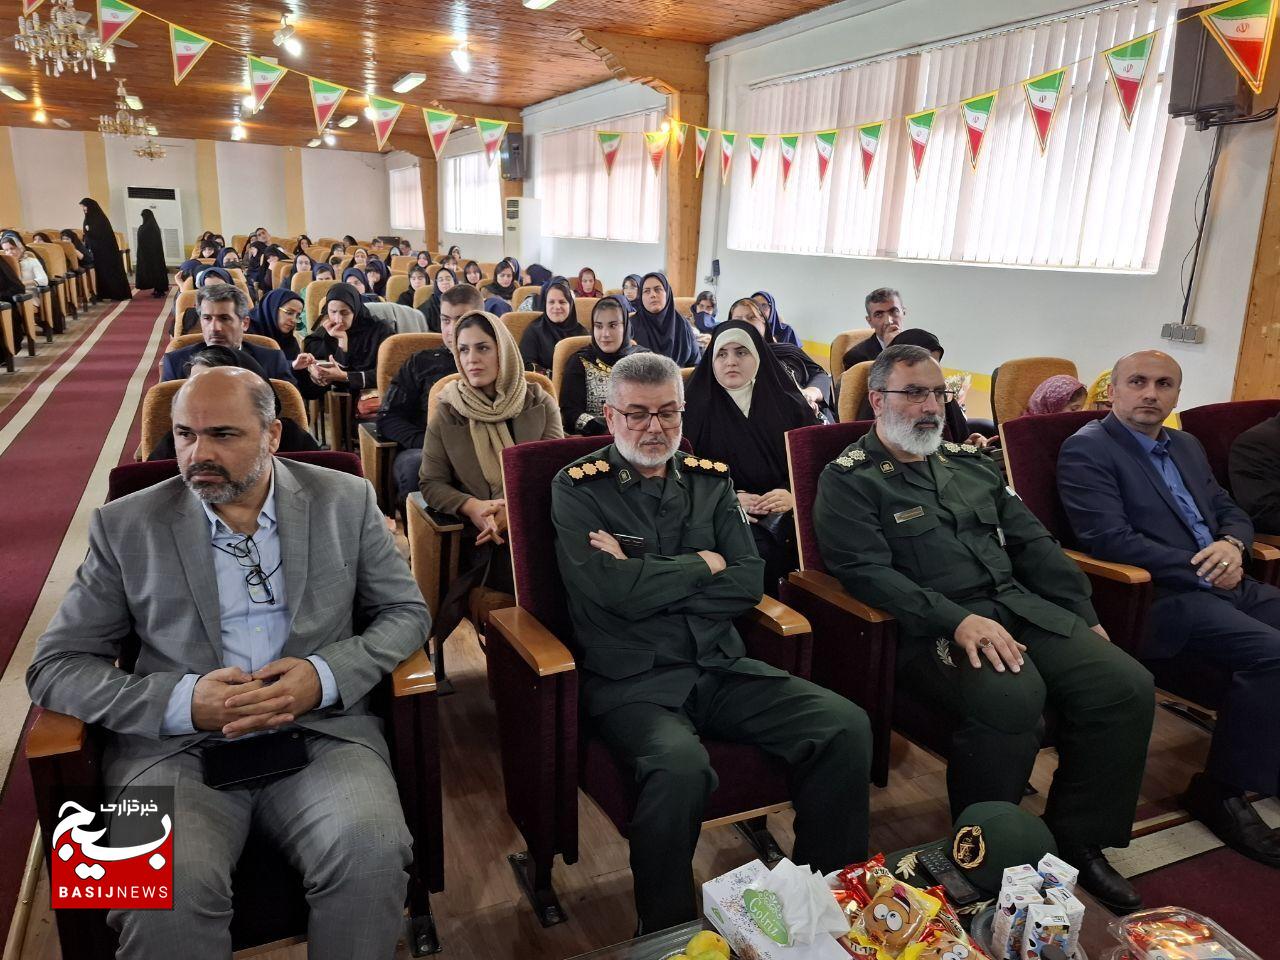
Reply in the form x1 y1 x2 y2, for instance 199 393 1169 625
595 0 1276 186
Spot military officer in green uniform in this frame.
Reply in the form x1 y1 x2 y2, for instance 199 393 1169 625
552 352 872 933
813 344 1155 912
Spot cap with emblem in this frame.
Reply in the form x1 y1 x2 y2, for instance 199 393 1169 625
949 801 1057 894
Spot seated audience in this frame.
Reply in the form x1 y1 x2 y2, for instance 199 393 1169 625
327 241 346 263
551 352 871 932
559 296 646 436
197 240 219 260
573 267 600 299
445 244 462 262
1026 374 1088 415
520 278 584 374
855 329 980 443
258 245 289 293
817 343 1154 909
400 265 428 305
216 247 242 271
1085 370 1112 410
750 290 800 347
312 262 336 282
527 263 552 289
462 260 484 288
342 234 358 247
27 365 426 957
630 272 701 367
377 284 479 499
365 258 389 298
0 256 27 338
692 290 717 338
1 234 49 297
342 266 379 303
30 230 53 243
396 239 413 257
247 288 304 362
164 283 296 384
842 286 905 370
61 228 92 268
419 266 457 333
685 319 818 591
415 250 432 270
287 253 316 290
1059 350 1280 866
483 258 519 303
293 234 312 256
730 297 833 422
484 296 513 317
294 282 392 403
621 273 642 312
1230 410 1280 535
351 248 369 270
178 266 235 334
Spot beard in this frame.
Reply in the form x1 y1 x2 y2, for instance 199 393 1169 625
183 441 272 504
879 405 944 458
615 428 681 469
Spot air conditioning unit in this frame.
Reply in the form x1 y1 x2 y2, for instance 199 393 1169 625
503 196 541 265
124 186 184 265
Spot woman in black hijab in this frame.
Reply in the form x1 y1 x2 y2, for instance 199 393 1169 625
133 209 168 298
364 257 389 297
519 278 584 373
419 266 457 332
630 271 700 367
341 266 379 303
728 297 835 423
560 296 646 435
853 328 975 443
79 197 131 300
483 258 519 302
621 274 643 312
60 229 91 269
294 282 393 405
400 265 428 305
286 252 315 290
247 288 305 361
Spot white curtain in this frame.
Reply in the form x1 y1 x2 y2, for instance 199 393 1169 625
442 151 502 236
388 165 425 231
535 109 663 243
726 0 1184 271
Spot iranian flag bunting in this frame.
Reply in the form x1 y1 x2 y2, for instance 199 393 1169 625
1103 32 1155 127
248 56 287 113
308 78 346 135
720 131 736 184
22 0 44 15
779 134 800 188
961 91 997 170
97 0 140 46
1023 67 1067 153
597 131 623 175
814 129 838 187
476 118 508 165
423 108 458 158
170 24 213 86
368 95 405 151
855 123 880 184
1200 0 1276 94
673 122 688 161
645 130 669 174
905 109 936 178
747 134 767 185
694 126 711 178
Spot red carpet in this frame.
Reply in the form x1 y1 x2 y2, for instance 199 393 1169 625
0 295 170 944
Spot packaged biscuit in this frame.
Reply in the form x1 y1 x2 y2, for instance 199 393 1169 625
1043 887 1083 956
1108 908 1261 960
1002 865 1043 893
1036 854 1078 894
990 885 1041 960
1021 903 1070 960
843 872 943 959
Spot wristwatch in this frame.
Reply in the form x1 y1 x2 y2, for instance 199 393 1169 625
1222 534 1246 554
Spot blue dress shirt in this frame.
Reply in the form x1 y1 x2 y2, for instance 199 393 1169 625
162 471 338 736
1121 423 1214 553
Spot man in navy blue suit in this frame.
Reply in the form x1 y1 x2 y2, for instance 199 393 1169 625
1059 350 1279 868
162 283 296 384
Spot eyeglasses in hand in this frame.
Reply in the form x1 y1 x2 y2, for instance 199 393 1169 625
212 535 282 605
877 387 956 405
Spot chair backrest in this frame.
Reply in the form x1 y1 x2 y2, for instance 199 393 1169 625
290 270 312 293
377 332 444 398
829 329 873 380
270 260 291 289
427 370 553 422
785 422 874 572
999 410 1107 542
673 296 696 318
992 357 1078 427
173 290 198 336
58 240 81 270
108 450 361 502
837 361 874 423
166 332 282 353
1178 399 1280 493
138 378 309 453
426 264 443 281
574 297 599 330
305 279 338 322
550 335 591 398
230 234 249 253
389 255 414 275
510 284 541 309
29 241 66 275
502 310 540 347
385 274 410 305
412 285 432 309
478 261 498 279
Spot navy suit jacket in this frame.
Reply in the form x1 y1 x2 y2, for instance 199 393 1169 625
160 340 296 384
1058 413 1254 600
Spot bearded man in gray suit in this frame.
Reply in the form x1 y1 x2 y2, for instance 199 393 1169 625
27 367 430 959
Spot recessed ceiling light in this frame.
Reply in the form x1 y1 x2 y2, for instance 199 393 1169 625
363 105 375 120
307 137 321 147
451 43 471 73
33 108 47 123
522 0 559 8
242 93 257 111
230 123 246 141
272 16 302 56
392 72 426 93
323 132 337 146
52 118 70 128
0 84 26 101
125 94 143 110
337 114 358 128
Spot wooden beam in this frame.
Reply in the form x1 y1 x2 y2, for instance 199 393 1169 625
194 139 222 237
420 153 440 251
567 29 709 95
1234 115 1280 397
0 128 23 228
283 147 307 238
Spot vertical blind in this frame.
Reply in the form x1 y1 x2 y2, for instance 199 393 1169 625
536 109 663 243
442 151 503 236
726 0 1184 271
388 165 425 231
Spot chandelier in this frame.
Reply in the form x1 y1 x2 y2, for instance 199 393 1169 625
134 139 166 161
98 79 154 138
13 0 113 78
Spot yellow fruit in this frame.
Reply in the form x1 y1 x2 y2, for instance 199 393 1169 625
685 931 731 958
690 952 726 960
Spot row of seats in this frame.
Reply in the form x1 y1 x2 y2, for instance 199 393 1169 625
2 236 98 374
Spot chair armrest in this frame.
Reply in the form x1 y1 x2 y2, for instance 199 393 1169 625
487 607 576 676
741 596 812 637
1250 541 1280 563
25 709 87 758
406 492 464 620
1257 534 1280 549
392 647 437 697
359 420 395 448
358 421 398 515
1063 549 1151 584
407 492 464 533
785 569 896 622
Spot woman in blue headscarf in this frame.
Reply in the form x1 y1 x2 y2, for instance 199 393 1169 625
342 266 380 303
750 290 800 347
364 257 389 298
630 271 700 367
247 288 305 361
621 274 643 313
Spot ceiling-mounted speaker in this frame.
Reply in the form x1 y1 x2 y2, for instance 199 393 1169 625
1168 3 1254 126
501 132 527 181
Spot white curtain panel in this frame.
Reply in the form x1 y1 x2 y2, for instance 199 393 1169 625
389 165 425 231
443 150 503 236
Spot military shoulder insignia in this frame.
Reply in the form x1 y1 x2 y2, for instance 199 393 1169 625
564 458 612 484
681 454 731 477
942 441 982 457
832 448 870 471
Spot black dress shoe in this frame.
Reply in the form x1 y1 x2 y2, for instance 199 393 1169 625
1059 845 1142 913
1182 773 1280 868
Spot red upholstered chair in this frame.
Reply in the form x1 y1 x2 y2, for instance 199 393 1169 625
488 436 813 926
26 451 444 957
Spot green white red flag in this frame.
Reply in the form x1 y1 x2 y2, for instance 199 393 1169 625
1200 0 1276 94
673 122 688 161
694 126 711 178
644 130 669 174
747 134 768 185
855 123 880 184
368 95 405 151
22 0 44 15
308 78 346 135
1103 32 1155 128
97 0 140 46
905 109 936 178
248 56 286 113
597 131 623 175
476 117 508 165
779 134 800 188
1023 67 1067 153
170 24 213 86
423 108 458 158
720 131 736 184
961 91 996 170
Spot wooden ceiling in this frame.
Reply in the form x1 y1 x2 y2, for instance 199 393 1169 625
0 0 835 151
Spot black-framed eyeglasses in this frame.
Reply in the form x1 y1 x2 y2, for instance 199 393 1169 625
212 535 282 605
877 387 956 405
607 405 684 430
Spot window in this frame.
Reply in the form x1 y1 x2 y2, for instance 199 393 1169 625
442 151 502 236
389 165 425 231
536 109 662 243
726 0 1184 271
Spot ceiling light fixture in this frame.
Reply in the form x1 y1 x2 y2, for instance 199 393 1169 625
272 15 302 57
230 122 246 141
241 93 257 111
338 114 358 127
522 0 559 8
363 105 375 120
52 117 70 127
33 108 47 122
98 78 154 138
134 139 166 160
0 84 27 101
323 131 336 146
13 0 112 78
451 42 471 73
307 137 321 147
392 72 426 93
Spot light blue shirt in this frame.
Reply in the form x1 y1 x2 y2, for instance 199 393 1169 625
161 471 338 736
1122 422 1214 555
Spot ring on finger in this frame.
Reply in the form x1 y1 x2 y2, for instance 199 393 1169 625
1219 560 1229 567
979 638 992 648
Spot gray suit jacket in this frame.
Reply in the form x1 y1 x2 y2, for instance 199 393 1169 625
26 458 430 785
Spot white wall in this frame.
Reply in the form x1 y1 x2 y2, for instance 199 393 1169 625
9 127 89 229
102 135 202 252
215 140 289 237
698 0 1269 409
300 147 391 241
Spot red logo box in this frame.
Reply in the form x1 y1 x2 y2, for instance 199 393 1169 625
50 788 173 910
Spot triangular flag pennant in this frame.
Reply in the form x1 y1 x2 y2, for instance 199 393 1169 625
308 78 347 136
694 126 711 179
1103 33 1155 128
97 0 140 46
1023 67 1068 153
779 134 800 188
597 131 623 175
476 118 509 165
855 123 880 184
1200 0 1276 95
905 109 936 178
673 122 689 161
720 131 737 184
170 25 214 86
22 0 44 15
816 129 839 187
248 56 287 113
961 91 997 170
368 95 405 151
423 108 458 159
644 130 670 174
747 134 768 185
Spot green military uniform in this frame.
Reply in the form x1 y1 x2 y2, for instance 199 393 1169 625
552 443 872 932
812 428 1154 855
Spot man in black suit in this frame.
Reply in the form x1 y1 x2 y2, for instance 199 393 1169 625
841 287 906 371
1230 412 1280 536
1058 350 1280 867
162 283 296 384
